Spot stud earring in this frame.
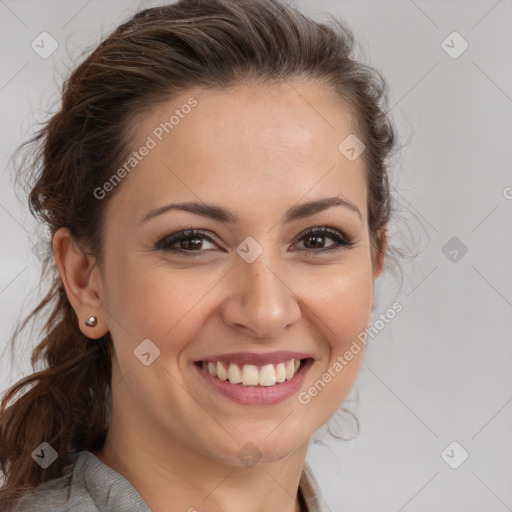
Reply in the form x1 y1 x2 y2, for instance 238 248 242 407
85 316 98 327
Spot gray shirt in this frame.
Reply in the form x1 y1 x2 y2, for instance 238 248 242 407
11 451 333 511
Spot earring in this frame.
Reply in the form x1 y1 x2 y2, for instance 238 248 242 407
85 316 98 327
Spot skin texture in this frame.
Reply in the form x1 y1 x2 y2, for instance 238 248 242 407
53 80 385 512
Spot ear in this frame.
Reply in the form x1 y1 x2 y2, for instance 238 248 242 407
373 228 387 280
371 229 387 311
52 227 108 339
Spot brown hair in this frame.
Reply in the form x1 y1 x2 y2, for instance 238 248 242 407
0 0 404 507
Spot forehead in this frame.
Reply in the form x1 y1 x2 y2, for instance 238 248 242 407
106 81 367 226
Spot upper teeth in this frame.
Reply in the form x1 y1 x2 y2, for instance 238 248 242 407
201 359 302 387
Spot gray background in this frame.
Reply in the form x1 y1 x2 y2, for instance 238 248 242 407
1 1 511 510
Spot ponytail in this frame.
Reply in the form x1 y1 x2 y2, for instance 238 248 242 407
0 269 112 509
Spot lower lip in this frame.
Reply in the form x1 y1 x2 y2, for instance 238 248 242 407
193 359 314 405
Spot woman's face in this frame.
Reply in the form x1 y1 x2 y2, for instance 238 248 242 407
96 81 383 465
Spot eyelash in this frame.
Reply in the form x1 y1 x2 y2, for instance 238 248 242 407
154 226 355 257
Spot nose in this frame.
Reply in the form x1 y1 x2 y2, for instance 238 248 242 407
220 255 302 339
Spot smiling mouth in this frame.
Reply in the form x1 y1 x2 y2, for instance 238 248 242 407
194 358 309 387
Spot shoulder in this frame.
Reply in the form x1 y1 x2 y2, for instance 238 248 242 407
11 450 149 512
300 461 334 512
11 452 87 511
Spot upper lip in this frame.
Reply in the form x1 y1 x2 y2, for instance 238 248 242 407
195 351 313 366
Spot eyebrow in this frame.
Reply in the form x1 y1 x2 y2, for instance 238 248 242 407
139 196 363 225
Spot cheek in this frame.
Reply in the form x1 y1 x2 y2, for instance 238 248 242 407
299 261 373 411
103 251 226 351
308 259 374 347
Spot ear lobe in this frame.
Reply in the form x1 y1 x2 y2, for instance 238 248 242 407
52 227 108 339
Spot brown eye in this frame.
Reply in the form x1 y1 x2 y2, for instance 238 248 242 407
293 227 355 254
155 229 219 254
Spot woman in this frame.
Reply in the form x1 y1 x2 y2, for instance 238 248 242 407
0 0 400 510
